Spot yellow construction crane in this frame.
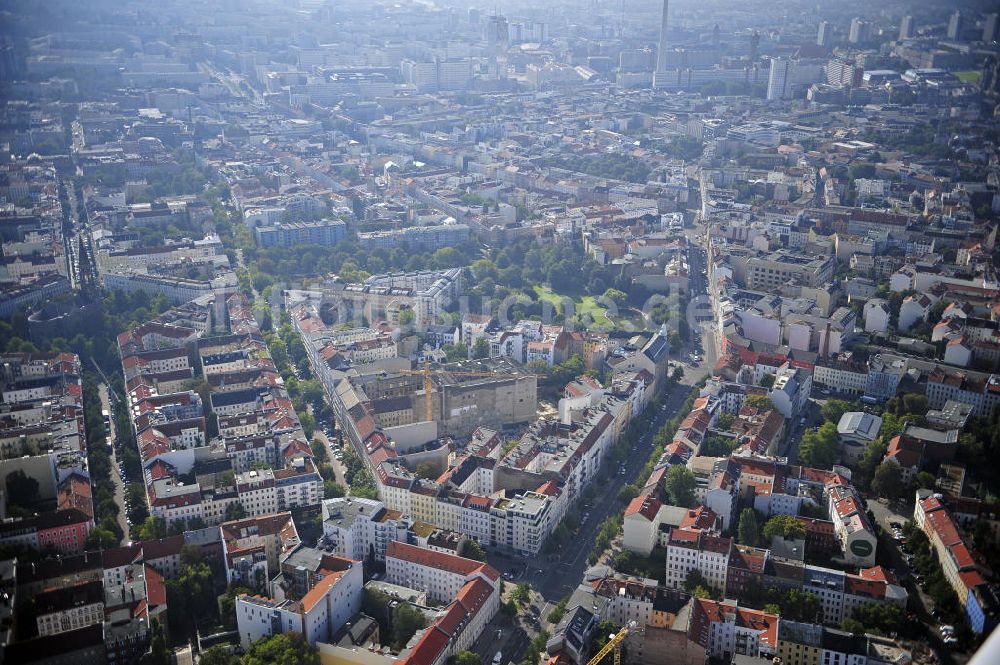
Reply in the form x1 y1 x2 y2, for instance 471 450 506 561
586 621 637 665
395 362 538 423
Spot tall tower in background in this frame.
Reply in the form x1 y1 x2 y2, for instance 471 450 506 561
982 13 997 43
899 15 914 41
817 21 832 47
767 57 788 101
653 0 670 87
849 17 868 44
947 10 963 40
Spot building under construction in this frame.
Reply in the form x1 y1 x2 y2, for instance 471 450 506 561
354 358 538 438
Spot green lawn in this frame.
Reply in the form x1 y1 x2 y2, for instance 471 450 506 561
955 70 982 84
533 286 647 332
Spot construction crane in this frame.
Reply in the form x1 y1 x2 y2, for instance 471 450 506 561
585 621 637 665
395 361 538 423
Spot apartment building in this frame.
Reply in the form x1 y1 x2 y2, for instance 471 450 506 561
689 599 778 660
321 497 411 562
357 223 470 251
665 531 733 593
914 491 998 633
34 580 105 637
745 251 835 291
253 218 347 247
384 541 500 606
236 553 363 649
222 513 300 590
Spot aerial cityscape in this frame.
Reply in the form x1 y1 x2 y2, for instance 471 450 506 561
0 0 999 663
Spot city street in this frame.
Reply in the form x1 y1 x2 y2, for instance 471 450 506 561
471 351 707 663
312 428 349 489
98 381 131 543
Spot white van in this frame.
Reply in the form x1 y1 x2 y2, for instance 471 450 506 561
493 652 502 665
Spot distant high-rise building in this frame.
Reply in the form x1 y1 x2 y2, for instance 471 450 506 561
468 8 481 26
485 14 510 54
849 18 869 44
712 24 720 47
982 57 1000 96
750 31 760 61
983 13 998 42
767 57 789 100
653 0 670 88
947 10 963 40
817 21 832 47
655 0 669 72
620 49 655 73
899 15 914 40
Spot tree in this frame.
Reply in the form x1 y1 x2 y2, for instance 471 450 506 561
915 471 937 490
86 525 119 550
224 502 247 521
135 515 167 541
589 620 626 662
391 603 427 651
198 645 240 665
618 484 640 504
683 569 709 594
472 338 491 359
324 479 346 499
745 394 774 410
759 374 776 389
512 582 531 606
461 539 488 562
127 483 150 522
243 632 320 665
821 400 853 424
149 619 169 665
852 601 902 635
548 597 569 624
5 470 39 510
399 308 416 328
691 585 713 599
799 422 840 469
902 393 928 416
415 462 437 480
737 508 760 546
842 618 866 636
715 412 736 430
701 435 738 457
602 288 627 306
166 562 217 639
856 438 888 490
872 462 906 500
298 410 316 439
763 515 807 541
666 465 697 507
219 583 252 630
442 343 468 362
452 651 483 665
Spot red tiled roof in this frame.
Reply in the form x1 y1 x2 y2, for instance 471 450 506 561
102 544 142 569
145 564 167 608
625 495 661 521
403 623 450 665
950 543 976 570
301 570 346 613
959 570 986 591
141 535 184 560
386 541 500 582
